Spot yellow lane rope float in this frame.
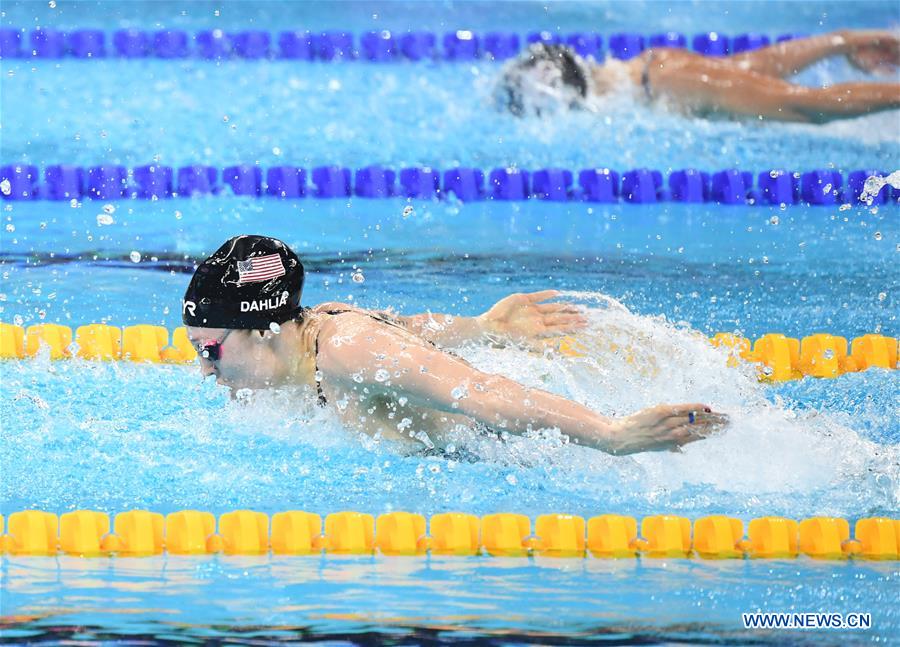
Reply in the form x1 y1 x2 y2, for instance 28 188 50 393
1 511 897 560
4 323 894 381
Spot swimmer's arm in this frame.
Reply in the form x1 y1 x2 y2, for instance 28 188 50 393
649 54 900 122
729 30 897 78
398 290 588 348
319 315 715 454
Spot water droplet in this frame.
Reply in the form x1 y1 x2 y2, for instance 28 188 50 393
96 214 114 226
174 210 183 220
822 183 832 194
5 224 14 233
414 430 435 449
235 388 253 402
398 396 408 406
102 204 116 214
49 0 56 7
129 251 141 263
222 115 229 122
314 370 324 382
352 372 365 383
13 314 23 326
451 384 469 400
40 222 47 230
839 203 851 211
445 443 456 453
877 292 886 302
69 199 79 208
874 231 882 241
351 270 365 284
823 349 834 360
505 474 517 486
402 205 414 218
272 147 282 156
374 368 390 382
769 169 780 179
762 365 774 376
429 464 441 474
0 180 10 196
269 321 281 334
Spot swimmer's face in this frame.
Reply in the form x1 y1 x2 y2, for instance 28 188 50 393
186 326 283 392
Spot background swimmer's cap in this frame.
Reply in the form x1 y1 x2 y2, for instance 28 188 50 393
494 43 591 117
182 234 304 329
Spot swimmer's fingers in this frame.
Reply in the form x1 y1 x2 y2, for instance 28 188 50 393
663 403 714 418
543 313 589 327
536 302 584 314
665 415 730 438
524 289 561 303
664 411 729 426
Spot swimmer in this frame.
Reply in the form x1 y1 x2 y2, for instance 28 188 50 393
183 235 729 456
495 30 900 122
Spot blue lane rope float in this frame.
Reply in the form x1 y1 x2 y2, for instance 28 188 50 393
0 28 810 61
1 510 897 559
1 164 896 205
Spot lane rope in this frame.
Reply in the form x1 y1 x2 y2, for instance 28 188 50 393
0 322 896 380
2 165 895 205
1 510 896 559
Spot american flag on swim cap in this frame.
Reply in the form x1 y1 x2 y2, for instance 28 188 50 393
237 253 286 284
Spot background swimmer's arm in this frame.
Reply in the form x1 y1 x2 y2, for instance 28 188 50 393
317 312 726 454
651 54 900 122
729 30 898 78
399 290 588 348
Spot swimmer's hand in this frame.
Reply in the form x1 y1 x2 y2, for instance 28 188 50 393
478 290 588 342
607 404 729 455
844 30 900 75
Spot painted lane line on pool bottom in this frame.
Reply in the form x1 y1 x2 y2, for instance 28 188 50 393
0 28 807 62
1 164 896 206
1 510 896 560
0 322 896 381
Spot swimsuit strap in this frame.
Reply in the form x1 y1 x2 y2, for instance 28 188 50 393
641 50 654 100
312 307 440 407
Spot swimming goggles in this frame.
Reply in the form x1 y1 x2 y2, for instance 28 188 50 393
196 330 233 362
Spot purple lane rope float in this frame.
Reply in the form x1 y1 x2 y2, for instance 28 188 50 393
0 29 809 61
1 164 895 205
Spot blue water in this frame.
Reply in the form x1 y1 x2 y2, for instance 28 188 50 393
1 0 899 644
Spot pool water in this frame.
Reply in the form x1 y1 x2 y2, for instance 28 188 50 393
1 0 899 644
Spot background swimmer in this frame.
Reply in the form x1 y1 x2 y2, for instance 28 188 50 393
183 235 730 457
496 30 900 122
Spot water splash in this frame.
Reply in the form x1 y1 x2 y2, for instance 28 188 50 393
0 292 896 518
859 170 900 205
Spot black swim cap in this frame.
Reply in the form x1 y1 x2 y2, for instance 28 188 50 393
495 43 590 116
182 235 304 329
